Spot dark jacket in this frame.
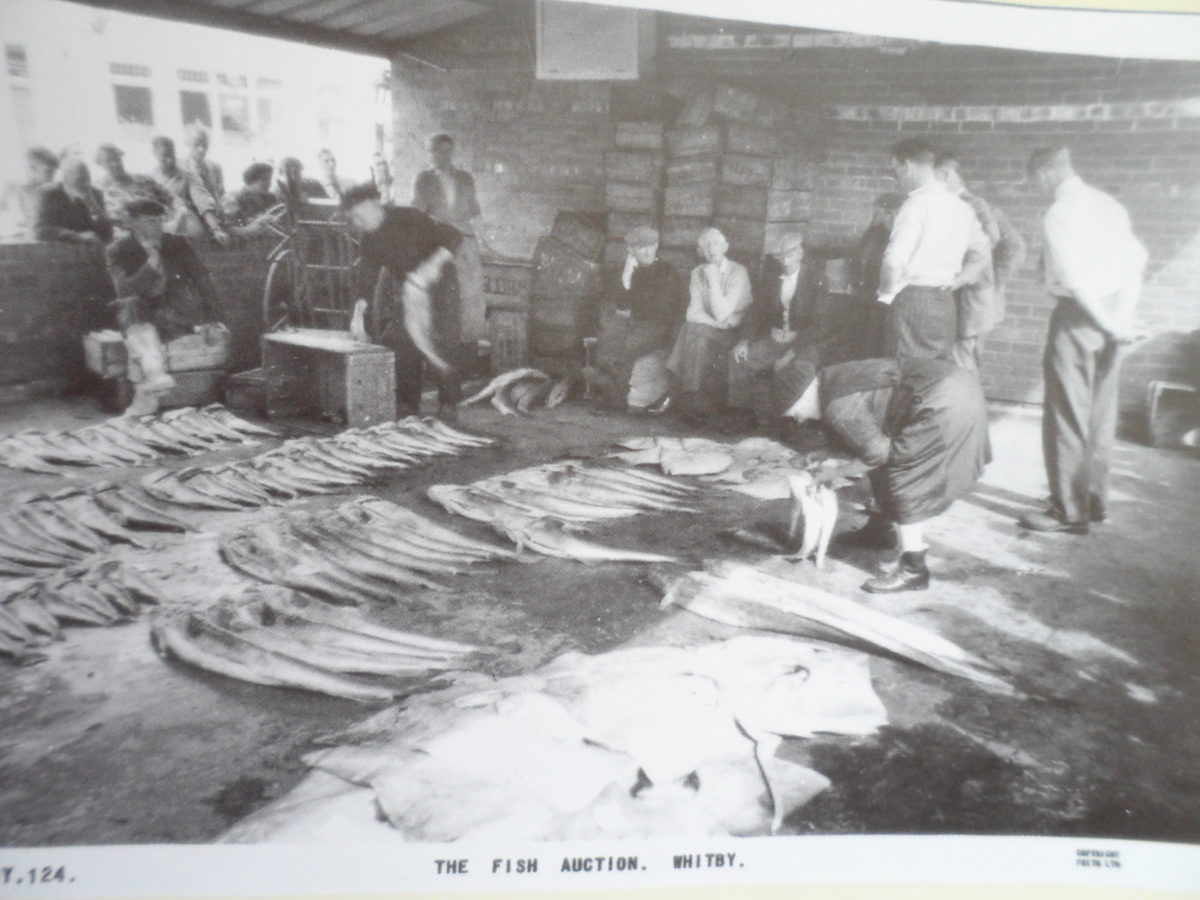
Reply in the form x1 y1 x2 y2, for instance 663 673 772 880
105 232 221 336
355 205 463 298
412 167 481 233
34 184 112 243
602 258 685 330
744 257 817 342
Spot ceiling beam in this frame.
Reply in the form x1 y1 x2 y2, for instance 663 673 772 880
60 0 393 56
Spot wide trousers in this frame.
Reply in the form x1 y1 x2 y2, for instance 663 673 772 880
1041 298 1121 524
727 337 821 420
593 306 672 407
884 285 956 362
377 273 462 414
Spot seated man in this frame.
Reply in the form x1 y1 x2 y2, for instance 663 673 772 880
664 227 752 423
588 225 684 409
105 200 225 415
221 162 280 236
725 231 818 431
34 158 112 244
94 144 173 232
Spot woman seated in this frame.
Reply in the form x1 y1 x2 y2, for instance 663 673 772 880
784 356 990 593
664 227 752 423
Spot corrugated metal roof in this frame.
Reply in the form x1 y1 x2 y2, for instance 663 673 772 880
61 0 490 56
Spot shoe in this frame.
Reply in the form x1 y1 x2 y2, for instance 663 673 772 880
835 516 897 550
1089 495 1107 524
1019 510 1089 534
646 395 672 416
862 550 930 593
123 388 161 417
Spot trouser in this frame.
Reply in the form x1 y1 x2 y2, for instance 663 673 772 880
376 276 461 414
951 335 982 372
727 337 821 420
884 286 956 362
1041 298 1121 524
454 235 487 343
593 308 671 407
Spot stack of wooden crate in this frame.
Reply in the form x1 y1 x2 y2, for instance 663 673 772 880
527 211 606 372
602 121 667 271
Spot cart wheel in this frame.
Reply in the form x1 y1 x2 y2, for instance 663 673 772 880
262 249 297 331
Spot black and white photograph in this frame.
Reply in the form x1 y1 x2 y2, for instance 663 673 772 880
0 0 1197 894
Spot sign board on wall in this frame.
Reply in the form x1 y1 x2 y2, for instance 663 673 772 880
535 0 640 79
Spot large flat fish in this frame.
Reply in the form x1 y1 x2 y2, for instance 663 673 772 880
503 518 677 564
344 498 516 561
151 612 398 703
200 404 279 438
417 417 495 449
460 368 549 407
165 407 255 444
5 587 62 638
0 443 62 475
141 471 246 512
49 489 153 548
17 497 109 553
82 423 161 461
91 484 195 532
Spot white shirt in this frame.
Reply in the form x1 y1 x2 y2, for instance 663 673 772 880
879 180 983 303
435 169 457 212
1043 175 1147 304
780 269 800 328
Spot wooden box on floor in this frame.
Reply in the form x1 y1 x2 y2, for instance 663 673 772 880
262 329 395 428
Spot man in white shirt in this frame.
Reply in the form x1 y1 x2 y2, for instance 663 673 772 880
316 148 350 203
1020 147 1148 533
879 139 987 362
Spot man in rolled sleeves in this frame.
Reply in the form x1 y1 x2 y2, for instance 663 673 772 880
589 225 684 410
725 231 819 431
1020 147 1148 534
878 139 988 362
934 152 1027 372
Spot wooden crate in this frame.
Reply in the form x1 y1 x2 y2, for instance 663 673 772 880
753 96 794 129
550 212 606 262
712 84 760 122
660 216 710 250
716 185 769 220
606 211 657 241
531 236 601 298
664 183 716 218
666 125 723 158
725 124 776 157
262 330 395 428
772 158 816 191
604 151 664 185
225 367 265 415
665 155 719 186
604 182 660 214
767 189 813 223
676 89 714 128
602 239 628 271
721 154 773 188
487 307 529 373
714 217 768 258
481 258 534 312
84 328 231 378
614 121 664 150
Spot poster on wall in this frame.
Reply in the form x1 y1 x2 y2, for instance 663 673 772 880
536 0 641 79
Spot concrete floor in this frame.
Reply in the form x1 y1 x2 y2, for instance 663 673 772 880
0 395 1197 845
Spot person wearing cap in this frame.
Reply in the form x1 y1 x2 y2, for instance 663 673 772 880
933 152 1027 373
588 225 685 409
221 162 280 235
152 135 229 245
342 182 463 418
878 139 988 362
783 356 989 592
182 125 225 215
94 144 173 230
105 199 226 415
1019 146 1148 534
33 158 112 244
665 227 753 422
725 230 818 432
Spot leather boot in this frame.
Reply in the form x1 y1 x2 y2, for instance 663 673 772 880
835 514 897 550
862 550 930 593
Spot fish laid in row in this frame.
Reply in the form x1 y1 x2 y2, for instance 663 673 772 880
219 497 515 605
142 417 495 512
428 461 695 563
459 368 576 416
0 404 276 475
222 634 886 842
151 586 484 703
1 559 165 663
659 560 1013 693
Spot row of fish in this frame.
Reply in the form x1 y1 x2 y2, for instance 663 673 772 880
141 417 494 512
659 560 1013 693
219 497 515 604
1 559 165 662
428 461 696 563
460 367 576 416
222 634 887 843
152 587 485 703
0 405 276 475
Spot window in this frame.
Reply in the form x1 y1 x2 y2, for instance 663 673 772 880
109 62 150 78
219 94 249 133
178 69 208 84
5 44 28 78
113 84 154 126
180 90 212 127
217 73 247 88
10 85 33 140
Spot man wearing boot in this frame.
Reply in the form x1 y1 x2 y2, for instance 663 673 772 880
105 200 225 415
343 183 463 419
725 231 819 435
784 357 990 593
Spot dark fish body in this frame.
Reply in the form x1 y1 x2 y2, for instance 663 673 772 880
91 485 194 532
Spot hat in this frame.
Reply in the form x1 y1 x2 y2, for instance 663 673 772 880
624 224 659 248
772 231 804 256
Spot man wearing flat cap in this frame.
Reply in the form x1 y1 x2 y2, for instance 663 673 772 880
105 199 226 415
725 230 819 431
588 225 685 409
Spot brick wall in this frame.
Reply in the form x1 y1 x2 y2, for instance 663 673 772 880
0 236 275 389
